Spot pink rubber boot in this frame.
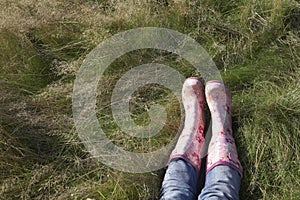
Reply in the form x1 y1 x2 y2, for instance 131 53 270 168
169 77 205 172
205 80 243 176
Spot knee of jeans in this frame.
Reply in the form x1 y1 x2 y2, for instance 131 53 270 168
199 165 241 200
159 186 196 200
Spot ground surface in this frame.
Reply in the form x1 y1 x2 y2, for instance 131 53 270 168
0 0 300 199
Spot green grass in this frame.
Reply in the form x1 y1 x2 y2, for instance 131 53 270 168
1 0 300 199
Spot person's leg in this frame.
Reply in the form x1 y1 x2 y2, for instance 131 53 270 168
198 165 241 200
159 158 199 200
199 80 242 200
159 77 205 200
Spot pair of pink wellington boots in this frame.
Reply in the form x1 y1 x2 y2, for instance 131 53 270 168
169 78 242 176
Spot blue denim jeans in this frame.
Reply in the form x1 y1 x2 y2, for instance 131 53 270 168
159 159 241 200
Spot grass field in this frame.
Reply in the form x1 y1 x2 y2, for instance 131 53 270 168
1 0 300 199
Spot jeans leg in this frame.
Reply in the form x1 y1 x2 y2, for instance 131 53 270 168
159 158 199 200
198 165 241 200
